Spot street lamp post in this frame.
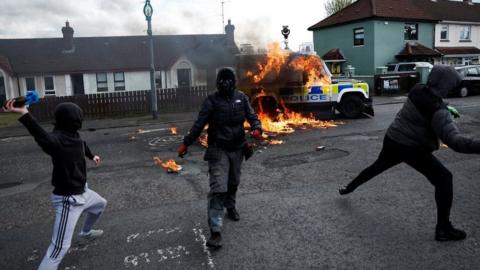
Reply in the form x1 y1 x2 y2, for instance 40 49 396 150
144 0 158 119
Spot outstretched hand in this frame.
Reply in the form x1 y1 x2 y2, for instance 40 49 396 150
2 99 28 115
93 155 102 166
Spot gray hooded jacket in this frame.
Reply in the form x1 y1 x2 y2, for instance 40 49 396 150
386 65 480 153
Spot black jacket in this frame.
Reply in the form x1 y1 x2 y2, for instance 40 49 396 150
386 66 480 153
184 90 262 150
19 113 94 195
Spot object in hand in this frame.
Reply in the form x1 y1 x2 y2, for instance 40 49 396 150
447 105 460 118
9 90 40 107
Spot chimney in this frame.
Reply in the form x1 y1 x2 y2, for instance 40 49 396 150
61 21 75 53
225 19 236 49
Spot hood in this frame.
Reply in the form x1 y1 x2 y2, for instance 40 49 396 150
54 102 84 132
216 67 237 97
427 65 462 98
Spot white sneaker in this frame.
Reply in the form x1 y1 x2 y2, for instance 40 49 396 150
79 229 104 240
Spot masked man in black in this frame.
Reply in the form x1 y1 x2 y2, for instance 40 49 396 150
339 65 480 241
178 68 262 248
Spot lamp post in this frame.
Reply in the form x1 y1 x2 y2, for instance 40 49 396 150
144 0 158 119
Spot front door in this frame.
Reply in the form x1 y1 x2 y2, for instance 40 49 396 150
71 74 84 95
177 69 191 87
0 77 5 104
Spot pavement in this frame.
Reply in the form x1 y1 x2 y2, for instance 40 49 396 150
0 95 407 139
0 95 479 269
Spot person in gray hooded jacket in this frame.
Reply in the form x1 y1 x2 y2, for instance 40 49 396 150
339 65 480 241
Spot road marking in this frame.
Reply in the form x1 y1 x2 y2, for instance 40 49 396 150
124 245 190 268
193 227 215 269
123 226 215 268
126 227 182 243
138 128 170 134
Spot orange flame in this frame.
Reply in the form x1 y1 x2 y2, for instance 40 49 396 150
153 156 182 173
246 42 289 83
268 139 284 145
170 127 178 135
289 55 331 88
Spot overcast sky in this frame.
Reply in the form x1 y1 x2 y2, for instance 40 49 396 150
2 0 479 51
0 0 328 51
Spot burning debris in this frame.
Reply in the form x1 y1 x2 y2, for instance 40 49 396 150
170 127 178 135
153 156 182 173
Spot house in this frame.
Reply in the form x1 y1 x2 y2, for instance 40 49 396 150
0 21 238 103
308 0 480 76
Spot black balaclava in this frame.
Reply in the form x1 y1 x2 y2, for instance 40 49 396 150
216 68 236 97
427 65 462 98
54 102 84 133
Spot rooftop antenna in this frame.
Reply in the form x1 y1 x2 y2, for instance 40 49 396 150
221 0 231 33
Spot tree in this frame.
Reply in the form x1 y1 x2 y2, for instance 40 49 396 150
325 0 356 16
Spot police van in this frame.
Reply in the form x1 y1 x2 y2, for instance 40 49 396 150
236 53 374 119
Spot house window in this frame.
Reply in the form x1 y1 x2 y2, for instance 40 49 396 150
155 71 162 89
96 73 108 92
114 72 125 91
44 76 55 96
460 25 471 41
404 23 418 40
440 25 449 40
25 77 35 91
353 28 364 46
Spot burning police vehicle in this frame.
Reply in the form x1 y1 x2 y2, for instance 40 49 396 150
237 43 374 120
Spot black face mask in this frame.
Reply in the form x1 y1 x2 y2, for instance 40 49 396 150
218 79 234 96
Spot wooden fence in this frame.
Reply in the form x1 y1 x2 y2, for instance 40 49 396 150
28 86 212 121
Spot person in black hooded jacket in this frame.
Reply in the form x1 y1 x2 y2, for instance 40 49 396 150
3 100 107 270
178 67 262 248
338 65 480 241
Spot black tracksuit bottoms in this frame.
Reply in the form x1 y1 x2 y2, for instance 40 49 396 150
347 135 453 226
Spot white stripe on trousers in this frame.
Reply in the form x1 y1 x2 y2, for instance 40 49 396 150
38 187 106 270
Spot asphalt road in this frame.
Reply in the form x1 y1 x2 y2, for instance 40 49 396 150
0 96 479 270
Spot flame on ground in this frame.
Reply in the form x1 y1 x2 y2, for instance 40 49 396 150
153 156 182 173
170 127 178 135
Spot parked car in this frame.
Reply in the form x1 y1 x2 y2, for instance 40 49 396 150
454 65 480 97
386 62 433 73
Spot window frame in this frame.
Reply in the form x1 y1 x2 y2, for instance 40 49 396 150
404 23 419 41
459 25 472 41
44 76 55 96
155 71 162 89
113 72 125 91
96 73 108 92
353 27 365 47
440 25 449 41
25 77 35 91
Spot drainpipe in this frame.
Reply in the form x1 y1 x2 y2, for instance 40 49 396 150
16 75 21 96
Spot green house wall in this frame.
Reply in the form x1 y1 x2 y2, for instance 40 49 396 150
312 19 435 75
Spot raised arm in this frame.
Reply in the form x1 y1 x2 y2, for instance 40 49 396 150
431 109 480 154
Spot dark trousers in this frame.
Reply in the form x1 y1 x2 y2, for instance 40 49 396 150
347 136 453 226
206 147 243 232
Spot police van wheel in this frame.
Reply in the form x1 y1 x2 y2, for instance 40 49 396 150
338 95 364 119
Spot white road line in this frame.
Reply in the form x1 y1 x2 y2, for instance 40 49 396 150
193 227 215 269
